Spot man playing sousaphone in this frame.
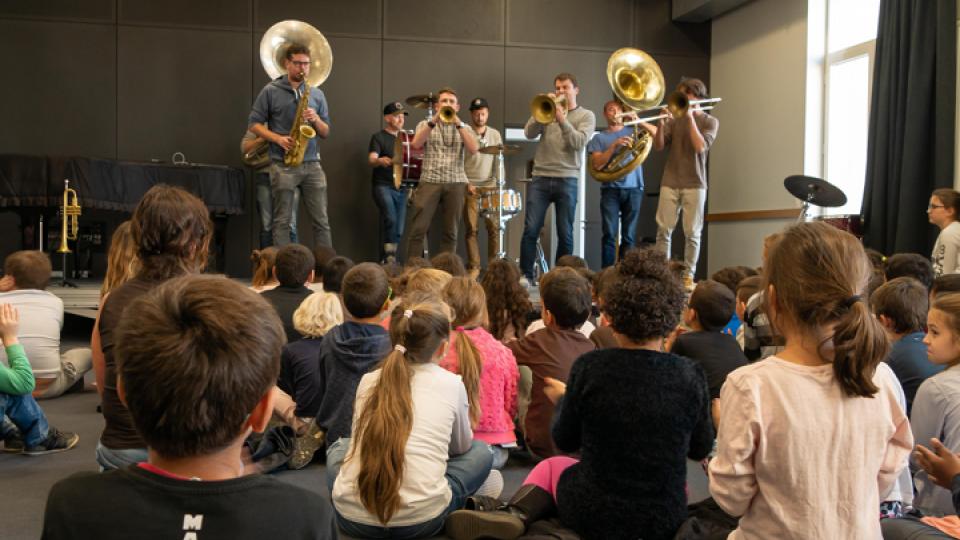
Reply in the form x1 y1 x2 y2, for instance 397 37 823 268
368 101 409 263
249 43 333 249
405 87 479 260
587 100 656 268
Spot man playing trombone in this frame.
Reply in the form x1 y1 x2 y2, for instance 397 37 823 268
406 87 478 259
653 77 719 285
520 73 596 281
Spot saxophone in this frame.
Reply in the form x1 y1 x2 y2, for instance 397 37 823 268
283 83 317 167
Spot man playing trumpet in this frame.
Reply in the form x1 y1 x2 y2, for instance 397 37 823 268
520 73 596 281
406 87 478 260
587 99 656 268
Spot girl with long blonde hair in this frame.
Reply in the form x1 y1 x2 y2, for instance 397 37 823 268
329 298 493 539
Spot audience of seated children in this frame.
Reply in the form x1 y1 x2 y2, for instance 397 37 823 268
446 248 715 540
261 244 316 344
322 255 355 294
742 232 785 361
328 297 493 539
507 267 595 459
0 304 78 455
708 222 912 538
309 263 393 465
871 277 942 415
99 220 139 299
481 259 532 343
886 252 935 290
441 277 520 494
911 292 960 516
670 279 748 399
275 291 343 439
249 246 279 293
431 252 467 277
734 275 762 350
310 245 337 292
96 184 212 471
42 275 337 539
0 251 92 399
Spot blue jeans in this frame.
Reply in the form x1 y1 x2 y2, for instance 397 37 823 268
270 161 331 248
600 187 644 268
372 183 408 258
0 393 48 447
255 171 298 248
95 441 148 471
326 438 494 539
520 176 578 279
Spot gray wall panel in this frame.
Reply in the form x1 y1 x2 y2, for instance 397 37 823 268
117 27 251 165
119 0 250 30
635 0 710 57
255 0 381 36
0 20 116 157
507 0 632 50
504 48 610 125
384 0 502 44
0 0 114 22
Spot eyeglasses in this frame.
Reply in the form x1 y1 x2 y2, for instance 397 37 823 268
928 204 946 211
290 61 310 67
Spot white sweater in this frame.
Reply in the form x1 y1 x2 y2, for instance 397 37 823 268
932 221 960 277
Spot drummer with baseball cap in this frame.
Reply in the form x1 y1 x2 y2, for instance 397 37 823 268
463 97 504 277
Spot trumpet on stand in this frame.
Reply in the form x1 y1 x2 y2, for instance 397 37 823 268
56 179 81 288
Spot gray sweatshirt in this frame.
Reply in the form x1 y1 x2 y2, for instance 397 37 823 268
524 106 596 178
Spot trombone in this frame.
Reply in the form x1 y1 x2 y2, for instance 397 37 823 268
621 92 721 126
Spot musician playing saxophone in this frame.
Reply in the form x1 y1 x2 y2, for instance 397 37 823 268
249 44 332 249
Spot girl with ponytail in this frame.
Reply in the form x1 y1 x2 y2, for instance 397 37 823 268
708 221 913 538
329 298 494 539
441 278 520 491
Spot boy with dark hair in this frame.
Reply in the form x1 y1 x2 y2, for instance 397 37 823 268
321 255 355 294
670 280 747 399
0 303 78 455
871 277 942 414
309 245 337 291
734 275 762 349
0 251 92 398
42 275 337 539
262 244 315 344
885 253 935 289
295 263 392 468
508 267 595 458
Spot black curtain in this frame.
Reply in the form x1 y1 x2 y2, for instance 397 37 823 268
862 0 956 255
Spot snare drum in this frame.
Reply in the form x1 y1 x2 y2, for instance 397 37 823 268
814 214 863 238
480 189 522 216
392 130 423 188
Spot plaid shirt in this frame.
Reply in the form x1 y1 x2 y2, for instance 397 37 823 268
418 120 468 184
742 291 785 362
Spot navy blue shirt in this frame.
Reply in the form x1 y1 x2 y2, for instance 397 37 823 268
587 127 644 190
886 331 944 415
249 76 331 163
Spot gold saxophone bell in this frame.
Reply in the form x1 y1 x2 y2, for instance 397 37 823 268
436 105 457 124
57 179 81 254
530 93 567 124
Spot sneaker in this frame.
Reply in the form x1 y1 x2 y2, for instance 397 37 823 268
23 428 79 456
2 432 24 454
445 509 524 540
288 422 325 470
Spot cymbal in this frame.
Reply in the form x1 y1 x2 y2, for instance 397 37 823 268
479 144 521 156
405 93 437 109
783 175 847 207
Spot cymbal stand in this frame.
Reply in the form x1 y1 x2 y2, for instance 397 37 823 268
796 189 815 224
494 149 507 259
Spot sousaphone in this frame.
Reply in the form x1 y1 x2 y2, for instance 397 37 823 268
591 48 665 183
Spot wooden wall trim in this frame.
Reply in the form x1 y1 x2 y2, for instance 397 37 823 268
706 208 801 222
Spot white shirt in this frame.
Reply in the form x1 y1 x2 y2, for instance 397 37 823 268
932 221 960 277
0 289 63 378
332 363 472 527
708 358 913 539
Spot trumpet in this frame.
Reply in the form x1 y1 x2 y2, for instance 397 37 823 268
435 105 457 124
530 93 567 124
57 179 81 254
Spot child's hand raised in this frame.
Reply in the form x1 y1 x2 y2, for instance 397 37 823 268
915 438 960 489
543 377 567 405
0 303 20 346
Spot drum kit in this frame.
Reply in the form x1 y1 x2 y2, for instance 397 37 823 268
784 175 862 237
394 92 524 259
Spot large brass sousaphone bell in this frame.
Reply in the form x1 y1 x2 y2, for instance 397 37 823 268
591 48 665 183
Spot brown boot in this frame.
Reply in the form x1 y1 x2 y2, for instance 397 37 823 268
445 484 555 540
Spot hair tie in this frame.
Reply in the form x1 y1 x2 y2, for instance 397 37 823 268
394 344 407 354
403 309 414 319
842 295 862 309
